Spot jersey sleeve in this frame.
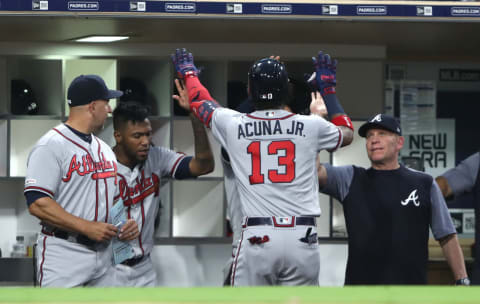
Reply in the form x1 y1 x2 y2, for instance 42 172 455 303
210 108 237 149
320 163 354 202
442 152 479 196
149 146 187 178
24 145 61 198
314 117 343 152
430 180 457 240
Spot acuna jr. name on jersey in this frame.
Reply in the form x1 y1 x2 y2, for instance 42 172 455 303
238 120 304 139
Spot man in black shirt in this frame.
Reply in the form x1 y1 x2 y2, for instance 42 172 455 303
318 114 469 285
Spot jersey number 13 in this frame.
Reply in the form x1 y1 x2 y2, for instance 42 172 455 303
247 140 295 184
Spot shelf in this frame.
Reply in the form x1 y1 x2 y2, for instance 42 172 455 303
173 119 224 178
172 179 224 237
9 118 61 177
118 59 171 117
7 58 62 116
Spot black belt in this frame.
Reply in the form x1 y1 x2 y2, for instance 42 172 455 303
122 254 149 267
245 216 316 228
41 227 97 249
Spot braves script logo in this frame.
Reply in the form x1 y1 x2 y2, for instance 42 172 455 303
401 189 420 207
63 153 117 183
118 170 160 207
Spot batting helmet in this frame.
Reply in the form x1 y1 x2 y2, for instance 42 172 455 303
120 77 147 105
287 77 311 115
248 58 288 109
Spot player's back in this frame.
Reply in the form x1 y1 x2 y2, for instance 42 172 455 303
211 108 341 217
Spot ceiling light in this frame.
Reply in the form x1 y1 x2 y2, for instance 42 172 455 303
73 36 130 43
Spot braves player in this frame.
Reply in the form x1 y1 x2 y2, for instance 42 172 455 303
172 48 354 285
222 78 328 285
103 98 214 286
25 75 139 287
317 114 468 285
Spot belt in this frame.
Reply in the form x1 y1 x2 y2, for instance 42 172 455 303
41 227 97 249
243 216 316 228
121 254 149 267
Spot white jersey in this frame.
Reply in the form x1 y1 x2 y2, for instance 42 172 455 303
25 124 117 222
211 108 342 217
115 146 186 258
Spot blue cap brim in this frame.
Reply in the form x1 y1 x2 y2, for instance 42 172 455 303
106 89 123 100
358 122 399 138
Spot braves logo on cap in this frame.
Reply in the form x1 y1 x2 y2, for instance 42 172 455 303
370 114 383 123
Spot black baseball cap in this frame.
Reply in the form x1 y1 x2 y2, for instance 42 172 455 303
67 74 123 107
358 114 402 137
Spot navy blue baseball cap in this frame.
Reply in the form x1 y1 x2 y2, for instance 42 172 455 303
358 114 402 137
67 74 123 107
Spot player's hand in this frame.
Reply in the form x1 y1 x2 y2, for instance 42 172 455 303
171 48 198 79
312 51 337 95
118 219 140 241
84 222 118 242
310 91 328 118
173 78 190 111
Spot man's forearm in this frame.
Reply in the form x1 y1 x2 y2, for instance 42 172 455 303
29 197 89 235
190 114 215 175
440 233 468 280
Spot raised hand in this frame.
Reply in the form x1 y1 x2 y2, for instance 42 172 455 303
171 48 198 79
312 51 337 95
172 78 190 111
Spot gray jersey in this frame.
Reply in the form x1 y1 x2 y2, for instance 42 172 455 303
211 108 342 217
222 155 243 249
25 124 117 222
321 163 456 240
115 146 186 258
442 152 480 196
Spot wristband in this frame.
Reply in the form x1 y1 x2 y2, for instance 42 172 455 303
455 277 470 286
190 100 221 128
331 114 353 131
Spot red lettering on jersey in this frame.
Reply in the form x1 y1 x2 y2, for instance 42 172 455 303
62 154 117 182
119 170 160 207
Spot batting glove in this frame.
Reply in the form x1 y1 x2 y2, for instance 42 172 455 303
171 48 199 79
312 51 337 95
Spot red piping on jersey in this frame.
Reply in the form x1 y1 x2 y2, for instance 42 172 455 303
169 154 186 177
53 128 91 153
246 113 296 121
97 144 109 223
53 127 100 222
231 230 244 286
328 128 343 152
24 186 54 197
115 173 127 201
39 236 47 287
137 177 145 257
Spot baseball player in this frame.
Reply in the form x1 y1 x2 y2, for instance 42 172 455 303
317 113 469 285
25 75 139 287
172 48 354 286
222 75 328 285
436 151 480 285
103 98 214 287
